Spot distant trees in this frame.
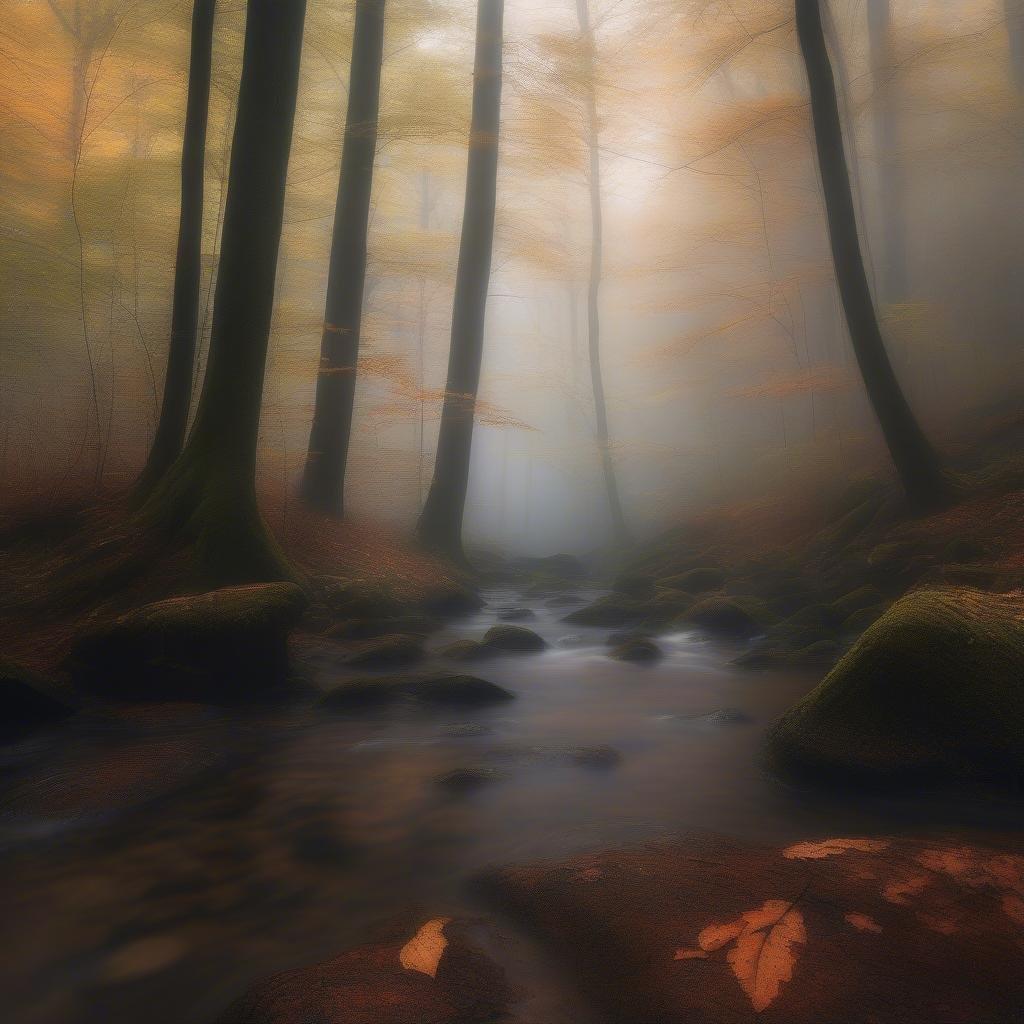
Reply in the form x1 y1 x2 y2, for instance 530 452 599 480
140 0 307 584
796 0 948 512
136 0 216 497
417 0 504 562
301 0 387 517
575 0 629 546
866 0 906 304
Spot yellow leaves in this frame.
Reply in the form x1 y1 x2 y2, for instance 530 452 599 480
399 917 451 979
783 838 890 861
675 899 806 1013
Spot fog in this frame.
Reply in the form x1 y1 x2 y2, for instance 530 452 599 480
3 0 1023 555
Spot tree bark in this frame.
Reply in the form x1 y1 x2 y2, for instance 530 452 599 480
140 0 307 585
575 0 629 546
300 0 386 516
136 0 216 498
796 0 948 512
416 0 504 563
866 0 907 303
1006 0 1024 90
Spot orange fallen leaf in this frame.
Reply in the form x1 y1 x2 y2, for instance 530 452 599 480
676 899 806 1012
783 838 890 860
845 912 882 934
915 910 958 935
883 875 929 905
399 917 451 978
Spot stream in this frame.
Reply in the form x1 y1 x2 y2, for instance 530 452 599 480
1 585 1022 1023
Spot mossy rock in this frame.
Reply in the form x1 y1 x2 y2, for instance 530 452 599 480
482 625 547 653
768 587 1024 786
657 566 724 594
942 536 989 565
829 585 884 623
678 595 772 638
867 540 923 569
440 639 488 662
418 582 484 617
325 615 438 641
0 660 75 742
608 638 663 664
496 607 535 622
638 589 694 626
68 583 307 702
783 603 840 631
735 639 840 671
811 491 884 551
319 578 403 620
563 595 644 627
611 572 656 599
341 634 424 670
841 602 888 635
319 672 513 710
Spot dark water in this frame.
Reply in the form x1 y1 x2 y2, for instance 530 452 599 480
1 586 1021 1023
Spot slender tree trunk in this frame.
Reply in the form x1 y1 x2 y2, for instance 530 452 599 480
1007 0 1024 90
300 0 386 516
69 46 91 163
416 0 503 562
866 0 907 303
796 0 948 512
140 0 308 585
575 0 629 546
135 0 216 498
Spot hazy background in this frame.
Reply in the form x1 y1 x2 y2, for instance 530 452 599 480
2 0 1023 554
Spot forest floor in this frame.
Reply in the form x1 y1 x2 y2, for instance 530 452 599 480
3 408 1024 1023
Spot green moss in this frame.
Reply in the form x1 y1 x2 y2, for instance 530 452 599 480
482 625 547 653
767 587 1024 786
679 595 773 637
829 585 884 623
608 638 663 664
841 602 888 634
563 595 644 627
658 566 725 594
341 634 424 669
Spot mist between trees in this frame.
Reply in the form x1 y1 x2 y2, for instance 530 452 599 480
2 0 1022 557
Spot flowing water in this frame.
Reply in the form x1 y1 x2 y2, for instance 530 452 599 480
1 586 1021 1023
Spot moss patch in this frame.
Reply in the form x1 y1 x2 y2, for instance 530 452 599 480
768 587 1024 786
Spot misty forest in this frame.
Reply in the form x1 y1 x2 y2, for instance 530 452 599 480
3 0 1024 1021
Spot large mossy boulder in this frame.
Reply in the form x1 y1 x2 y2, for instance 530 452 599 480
0 660 74 742
768 587 1024 786
608 637 663 664
69 583 307 702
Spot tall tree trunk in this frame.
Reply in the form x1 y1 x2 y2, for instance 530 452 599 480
300 0 386 516
575 0 629 546
796 0 948 512
866 0 907 303
1007 0 1024 89
416 0 503 562
140 0 307 585
135 0 216 498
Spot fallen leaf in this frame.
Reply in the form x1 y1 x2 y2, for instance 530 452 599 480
677 899 806 1012
915 910 958 935
883 875 929 905
1002 893 1024 927
399 917 451 978
783 838 890 860
845 912 882 933
674 947 709 960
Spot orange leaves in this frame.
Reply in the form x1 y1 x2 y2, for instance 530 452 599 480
845 913 882 934
783 838 890 860
399 918 451 979
675 899 806 1013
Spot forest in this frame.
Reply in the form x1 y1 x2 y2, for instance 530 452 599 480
1 1 1024 1022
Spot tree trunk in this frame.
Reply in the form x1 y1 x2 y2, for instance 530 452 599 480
416 0 504 563
575 0 629 546
866 0 907 303
135 0 216 498
300 0 386 516
796 0 948 512
1007 0 1024 90
140 0 308 585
